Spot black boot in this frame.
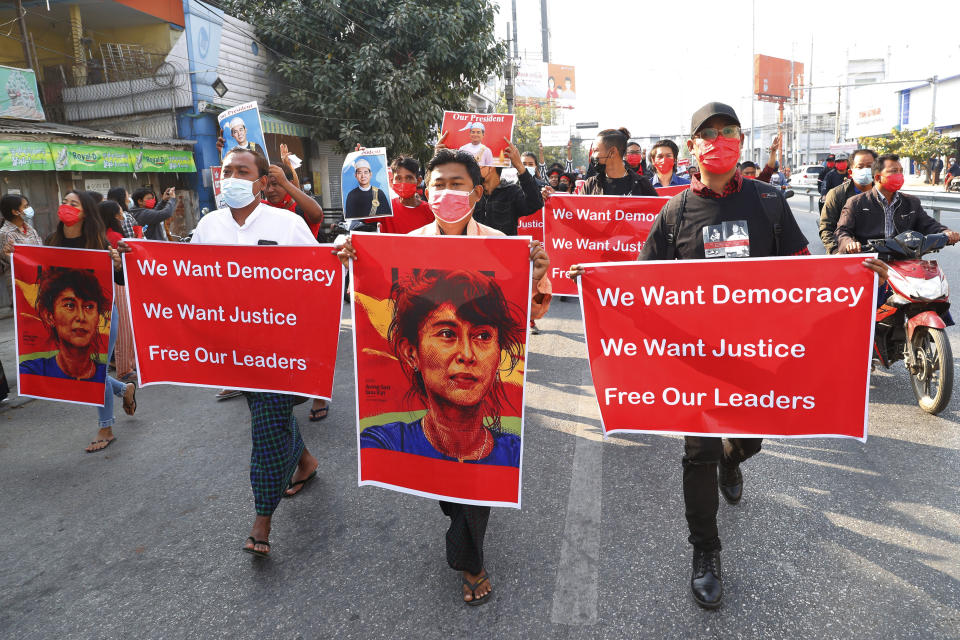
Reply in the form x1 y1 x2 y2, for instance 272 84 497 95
690 548 723 609
718 457 743 505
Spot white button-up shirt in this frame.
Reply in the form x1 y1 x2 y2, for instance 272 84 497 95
191 202 317 246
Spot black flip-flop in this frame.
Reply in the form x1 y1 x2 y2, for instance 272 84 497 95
85 437 116 453
462 572 492 606
309 406 329 422
282 466 319 498
241 536 270 558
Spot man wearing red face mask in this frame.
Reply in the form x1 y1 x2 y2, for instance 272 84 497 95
648 139 690 187
627 102 883 610
379 156 434 235
837 153 960 252
625 141 647 176
820 152 849 196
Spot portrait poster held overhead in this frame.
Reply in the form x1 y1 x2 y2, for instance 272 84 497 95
122 241 344 399
544 194 669 296
13 245 114 406
341 147 394 220
577 256 877 440
440 111 515 168
217 100 268 161
350 232 532 508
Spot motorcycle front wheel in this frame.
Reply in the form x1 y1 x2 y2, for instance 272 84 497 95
909 327 953 415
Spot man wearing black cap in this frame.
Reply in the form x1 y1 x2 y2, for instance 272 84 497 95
637 101 811 609
817 153 836 192
819 152 849 196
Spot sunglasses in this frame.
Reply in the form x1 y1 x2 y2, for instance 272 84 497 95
695 125 741 141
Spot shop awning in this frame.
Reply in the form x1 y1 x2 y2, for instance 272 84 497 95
261 113 311 138
0 141 196 173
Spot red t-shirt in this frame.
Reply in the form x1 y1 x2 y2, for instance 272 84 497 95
106 229 124 248
379 198 434 235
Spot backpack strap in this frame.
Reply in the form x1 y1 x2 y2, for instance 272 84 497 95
751 181 785 255
665 190 688 260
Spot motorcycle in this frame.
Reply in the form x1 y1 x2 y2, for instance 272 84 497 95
863 231 953 414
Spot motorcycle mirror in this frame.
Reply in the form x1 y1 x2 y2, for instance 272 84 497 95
783 189 794 199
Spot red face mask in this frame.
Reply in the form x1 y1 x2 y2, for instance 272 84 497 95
826 161 835 169
653 157 675 174
625 153 643 167
57 204 82 227
836 162 848 172
143 197 157 208
881 173 904 193
696 137 740 175
393 182 417 199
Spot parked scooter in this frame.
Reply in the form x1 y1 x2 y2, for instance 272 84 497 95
864 231 953 414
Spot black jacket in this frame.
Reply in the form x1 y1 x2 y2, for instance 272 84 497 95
836 188 946 252
819 179 861 254
472 169 544 236
130 198 175 241
583 166 657 196
819 168 846 195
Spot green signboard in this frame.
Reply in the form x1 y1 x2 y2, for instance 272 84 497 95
49 143 135 172
131 148 196 173
0 141 196 173
0 65 45 121
0 141 54 171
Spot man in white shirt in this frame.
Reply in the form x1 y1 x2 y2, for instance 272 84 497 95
458 122 495 167
192 147 320 558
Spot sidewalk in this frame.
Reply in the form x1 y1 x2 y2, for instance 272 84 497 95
0 311 34 412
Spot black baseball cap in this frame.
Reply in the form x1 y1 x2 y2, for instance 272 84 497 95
690 102 741 134
826 153 836 161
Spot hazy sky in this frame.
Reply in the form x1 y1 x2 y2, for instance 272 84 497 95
495 0 960 137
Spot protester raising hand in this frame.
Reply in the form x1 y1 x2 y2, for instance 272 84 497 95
503 137 524 171
280 143 300 188
435 130 449 153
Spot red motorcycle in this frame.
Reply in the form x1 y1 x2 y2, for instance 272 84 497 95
865 231 953 414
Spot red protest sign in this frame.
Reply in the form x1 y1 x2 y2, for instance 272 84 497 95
544 194 670 296
440 111 516 167
123 241 343 398
14 245 114 405
351 232 532 507
518 210 544 244
578 256 876 439
655 184 690 197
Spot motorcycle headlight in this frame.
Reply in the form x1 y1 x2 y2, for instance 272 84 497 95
886 293 911 306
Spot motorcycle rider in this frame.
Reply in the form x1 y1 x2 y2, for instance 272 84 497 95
837 153 960 253
819 149 877 254
945 156 960 191
819 153 849 196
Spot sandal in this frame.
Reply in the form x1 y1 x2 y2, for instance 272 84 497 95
241 536 270 558
283 466 319 498
122 385 137 416
85 437 116 453
309 405 329 421
462 571 492 606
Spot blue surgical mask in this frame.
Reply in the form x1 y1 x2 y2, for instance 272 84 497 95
127 198 134 209
852 167 873 186
220 177 257 208
21 206 34 220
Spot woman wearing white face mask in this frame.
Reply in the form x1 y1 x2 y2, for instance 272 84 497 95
0 194 43 301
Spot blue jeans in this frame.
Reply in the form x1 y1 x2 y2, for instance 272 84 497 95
98 305 126 428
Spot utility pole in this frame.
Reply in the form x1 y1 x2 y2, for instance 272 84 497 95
511 0 519 60
15 0 34 72
834 84 842 142
540 0 550 63
750 0 755 162
930 75 938 126
504 23 515 114
805 38 813 165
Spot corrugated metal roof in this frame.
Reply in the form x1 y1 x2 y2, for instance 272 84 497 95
0 118 195 148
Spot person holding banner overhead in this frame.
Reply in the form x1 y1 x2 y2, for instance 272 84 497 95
569 102 887 610
344 158 392 220
190 147 321 559
337 148 551 606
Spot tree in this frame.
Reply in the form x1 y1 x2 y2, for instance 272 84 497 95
220 0 507 158
495 97 567 164
859 125 955 172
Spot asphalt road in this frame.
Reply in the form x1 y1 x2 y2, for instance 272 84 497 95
1 201 958 639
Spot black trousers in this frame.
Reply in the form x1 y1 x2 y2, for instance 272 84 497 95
682 436 763 552
439 501 490 574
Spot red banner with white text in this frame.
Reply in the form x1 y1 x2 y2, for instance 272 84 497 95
518 210 544 245
14 245 114 405
123 241 343 398
544 194 670 296
655 184 690 197
351 232 532 507
578 256 876 439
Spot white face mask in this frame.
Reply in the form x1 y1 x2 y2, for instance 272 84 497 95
220 177 258 208
525 165 536 175
21 206 34 220
852 167 873 186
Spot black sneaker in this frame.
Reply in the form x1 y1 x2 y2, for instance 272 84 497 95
718 458 743 505
530 320 541 335
691 548 723 609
